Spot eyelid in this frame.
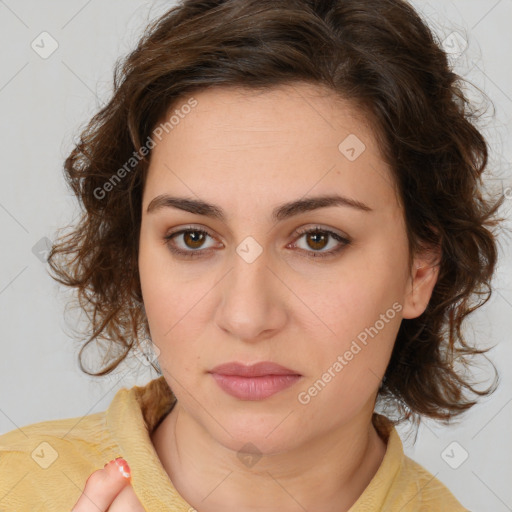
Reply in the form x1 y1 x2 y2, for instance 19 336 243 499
165 224 218 240
292 224 350 241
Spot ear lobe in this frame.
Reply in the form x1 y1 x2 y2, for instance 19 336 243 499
401 248 441 320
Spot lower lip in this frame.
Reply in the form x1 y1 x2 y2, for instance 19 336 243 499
210 373 302 400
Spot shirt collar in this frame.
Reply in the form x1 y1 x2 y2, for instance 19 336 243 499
105 376 190 510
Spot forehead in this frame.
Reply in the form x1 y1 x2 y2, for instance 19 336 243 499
144 83 400 216
166 82 372 145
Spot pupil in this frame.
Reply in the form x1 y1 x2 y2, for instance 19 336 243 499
309 232 327 250
185 231 204 248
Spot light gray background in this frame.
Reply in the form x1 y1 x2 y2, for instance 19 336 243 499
0 1 511 511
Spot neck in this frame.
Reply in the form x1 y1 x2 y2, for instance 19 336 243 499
151 401 387 512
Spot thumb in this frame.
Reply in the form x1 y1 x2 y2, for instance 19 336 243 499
72 458 132 512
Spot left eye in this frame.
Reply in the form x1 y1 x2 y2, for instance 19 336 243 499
289 227 351 258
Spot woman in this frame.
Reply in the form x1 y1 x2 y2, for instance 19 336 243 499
0 0 504 510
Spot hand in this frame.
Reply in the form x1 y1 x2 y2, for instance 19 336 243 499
72 458 145 511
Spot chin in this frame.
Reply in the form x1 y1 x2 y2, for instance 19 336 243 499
219 429 299 458
203 408 305 456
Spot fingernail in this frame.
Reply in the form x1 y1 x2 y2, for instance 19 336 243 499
114 457 131 479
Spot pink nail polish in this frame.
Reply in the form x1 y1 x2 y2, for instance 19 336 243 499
114 457 131 479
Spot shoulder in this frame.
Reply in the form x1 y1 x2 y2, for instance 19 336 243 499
388 453 470 511
0 412 121 511
357 415 470 512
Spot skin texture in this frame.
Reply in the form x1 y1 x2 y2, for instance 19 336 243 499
72 459 144 511
139 83 440 512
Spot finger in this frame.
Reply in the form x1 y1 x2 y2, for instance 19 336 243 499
107 484 146 512
71 458 132 512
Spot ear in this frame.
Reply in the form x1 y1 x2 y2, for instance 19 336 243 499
401 244 442 320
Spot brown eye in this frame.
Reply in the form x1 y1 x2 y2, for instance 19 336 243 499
182 230 207 249
291 227 351 259
163 227 219 259
305 231 329 251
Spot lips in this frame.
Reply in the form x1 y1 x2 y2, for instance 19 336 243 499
209 361 302 400
209 361 301 377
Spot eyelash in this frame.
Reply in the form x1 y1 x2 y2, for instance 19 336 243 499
163 225 351 260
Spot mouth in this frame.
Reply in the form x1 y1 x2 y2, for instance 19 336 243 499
208 361 302 401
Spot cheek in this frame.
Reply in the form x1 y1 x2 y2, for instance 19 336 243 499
306 261 404 339
138 236 215 374
296 254 404 391
140 272 203 350
139 229 189 326
295 281 400 417
139 233 183 346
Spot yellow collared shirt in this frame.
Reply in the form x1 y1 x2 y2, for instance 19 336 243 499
0 376 469 511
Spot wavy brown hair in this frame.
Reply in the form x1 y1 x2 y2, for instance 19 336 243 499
48 0 506 426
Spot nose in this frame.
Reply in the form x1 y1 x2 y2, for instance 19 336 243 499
214 241 288 342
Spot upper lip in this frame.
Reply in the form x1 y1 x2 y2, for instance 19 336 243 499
209 361 301 377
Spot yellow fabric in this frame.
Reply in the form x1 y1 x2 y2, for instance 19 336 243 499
0 376 469 511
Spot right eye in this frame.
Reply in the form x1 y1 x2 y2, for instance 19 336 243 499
163 226 221 259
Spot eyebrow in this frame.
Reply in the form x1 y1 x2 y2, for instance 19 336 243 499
147 193 372 222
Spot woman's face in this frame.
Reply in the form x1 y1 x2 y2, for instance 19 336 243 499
138 83 438 454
